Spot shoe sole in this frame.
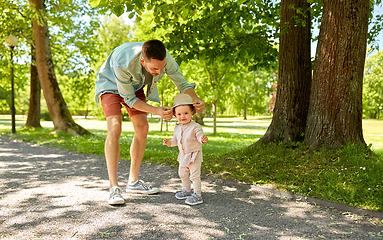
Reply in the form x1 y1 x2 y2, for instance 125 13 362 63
126 188 160 195
185 200 203 206
175 195 191 200
108 199 125 205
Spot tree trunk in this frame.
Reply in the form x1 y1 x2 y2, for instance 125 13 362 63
212 102 217 135
243 94 247 120
258 0 312 144
26 45 42 128
305 0 369 151
192 112 205 125
30 0 90 135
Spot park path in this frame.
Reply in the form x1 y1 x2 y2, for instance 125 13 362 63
0 136 382 240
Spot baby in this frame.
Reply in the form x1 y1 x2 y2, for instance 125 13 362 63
163 94 208 205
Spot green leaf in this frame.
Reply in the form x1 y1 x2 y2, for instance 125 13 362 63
240 48 248 58
88 0 100 8
236 0 247 5
135 0 143 10
113 5 123 17
126 4 134 12
182 7 189 19
128 12 135 19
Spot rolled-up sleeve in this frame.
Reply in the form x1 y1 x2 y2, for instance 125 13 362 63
113 65 140 108
165 52 196 93
110 47 143 108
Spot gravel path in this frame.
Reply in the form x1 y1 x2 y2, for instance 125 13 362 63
0 136 382 240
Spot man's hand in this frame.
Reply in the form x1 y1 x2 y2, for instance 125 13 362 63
159 106 173 121
193 99 205 113
163 139 171 146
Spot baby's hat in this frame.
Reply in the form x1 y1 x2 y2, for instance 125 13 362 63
173 94 193 108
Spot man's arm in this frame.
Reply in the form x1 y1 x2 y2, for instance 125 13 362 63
132 99 173 121
184 88 205 113
164 51 205 113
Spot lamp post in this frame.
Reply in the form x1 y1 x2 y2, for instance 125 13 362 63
4 34 18 134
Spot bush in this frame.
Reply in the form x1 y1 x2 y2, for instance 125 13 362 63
40 111 51 121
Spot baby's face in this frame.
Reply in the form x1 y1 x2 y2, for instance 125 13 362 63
174 105 193 125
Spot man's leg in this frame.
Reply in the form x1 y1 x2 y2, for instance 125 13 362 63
104 114 125 205
128 113 149 184
105 115 123 188
125 113 159 194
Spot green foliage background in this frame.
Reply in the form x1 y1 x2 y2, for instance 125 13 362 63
1 0 382 121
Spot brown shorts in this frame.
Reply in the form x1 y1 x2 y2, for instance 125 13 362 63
100 88 147 118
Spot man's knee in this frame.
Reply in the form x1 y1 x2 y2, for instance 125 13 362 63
131 114 149 135
106 115 122 139
136 122 149 134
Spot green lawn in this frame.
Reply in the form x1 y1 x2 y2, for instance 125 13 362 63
0 116 382 212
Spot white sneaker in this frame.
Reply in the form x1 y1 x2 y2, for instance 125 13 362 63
108 186 125 205
126 180 160 194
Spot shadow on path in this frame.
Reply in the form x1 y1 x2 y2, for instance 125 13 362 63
0 136 382 239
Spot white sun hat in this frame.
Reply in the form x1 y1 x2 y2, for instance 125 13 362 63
173 93 193 108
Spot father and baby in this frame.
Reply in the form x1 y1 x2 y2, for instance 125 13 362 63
95 40 208 206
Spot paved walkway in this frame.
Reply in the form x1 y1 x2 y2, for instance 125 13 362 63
0 136 382 240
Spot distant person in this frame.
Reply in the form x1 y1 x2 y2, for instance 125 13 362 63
163 94 208 205
95 40 204 205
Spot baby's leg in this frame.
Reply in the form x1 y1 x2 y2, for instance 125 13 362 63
179 166 191 192
189 161 202 196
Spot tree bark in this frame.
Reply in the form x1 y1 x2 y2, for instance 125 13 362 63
29 0 90 135
258 0 312 144
26 45 42 128
305 0 369 151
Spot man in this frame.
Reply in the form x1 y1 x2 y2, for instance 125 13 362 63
95 40 204 205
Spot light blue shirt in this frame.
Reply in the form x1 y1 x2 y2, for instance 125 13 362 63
95 42 195 108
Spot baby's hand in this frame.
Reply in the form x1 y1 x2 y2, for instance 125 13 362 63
163 139 171 146
201 135 208 144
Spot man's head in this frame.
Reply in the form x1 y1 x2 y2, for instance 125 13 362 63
140 40 167 76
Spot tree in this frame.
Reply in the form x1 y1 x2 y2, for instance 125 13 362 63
25 45 41 128
203 58 232 134
88 0 279 70
363 50 383 119
305 0 370 150
131 5 276 133
224 69 273 118
259 0 312 144
94 16 135 71
30 0 90 135
0 0 37 125
2 0 103 131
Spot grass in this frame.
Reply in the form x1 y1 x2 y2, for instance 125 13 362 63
0 116 382 212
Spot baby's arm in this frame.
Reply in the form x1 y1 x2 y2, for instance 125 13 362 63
163 127 178 147
163 139 171 146
194 124 208 144
201 135 208 144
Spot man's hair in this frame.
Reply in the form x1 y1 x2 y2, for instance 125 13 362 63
142 40 166 61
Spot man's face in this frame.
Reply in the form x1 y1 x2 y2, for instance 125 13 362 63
140 58 166 76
